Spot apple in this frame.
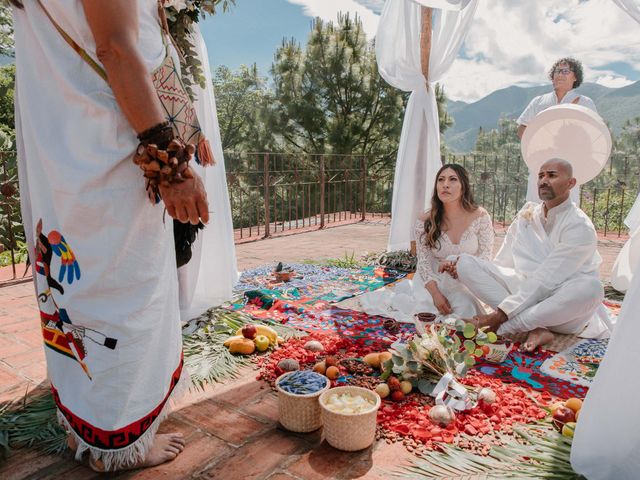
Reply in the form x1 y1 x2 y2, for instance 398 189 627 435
254 335 270 352
400 380 413 395
552 406 576 431
241 324 257 339
387 376 401 392
325 356 338 367
390 390 405 402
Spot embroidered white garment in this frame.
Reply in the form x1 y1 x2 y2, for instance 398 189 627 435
178 23 238 322
359 211 493 322
14 0 184 469
517 89 597 204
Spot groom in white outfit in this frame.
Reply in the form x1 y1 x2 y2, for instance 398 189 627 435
454 158 605 351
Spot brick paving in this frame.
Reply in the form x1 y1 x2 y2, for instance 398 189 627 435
0 220 627 479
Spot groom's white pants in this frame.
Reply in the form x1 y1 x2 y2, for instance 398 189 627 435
456 254 603 336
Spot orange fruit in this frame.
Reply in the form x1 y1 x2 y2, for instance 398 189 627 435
575 409 581 421
325 366 340 379
565 398 583 413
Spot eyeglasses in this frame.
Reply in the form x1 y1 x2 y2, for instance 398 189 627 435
553 68 573 76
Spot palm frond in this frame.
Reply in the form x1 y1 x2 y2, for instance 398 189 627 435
0 392 67 458
396 423 584 480
183 304 306 390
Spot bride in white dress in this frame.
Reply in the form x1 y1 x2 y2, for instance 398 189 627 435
360 164 494 322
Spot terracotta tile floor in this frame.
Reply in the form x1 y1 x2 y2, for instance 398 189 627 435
0 220 626 479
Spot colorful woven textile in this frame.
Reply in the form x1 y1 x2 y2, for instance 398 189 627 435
234 263 406 304
539 339 609 387
236 291 416 349
474 349 588 400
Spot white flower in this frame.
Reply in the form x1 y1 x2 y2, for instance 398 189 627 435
164 0 188 11
519 202 536 223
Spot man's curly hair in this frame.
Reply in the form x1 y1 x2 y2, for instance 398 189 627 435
548 57 584 89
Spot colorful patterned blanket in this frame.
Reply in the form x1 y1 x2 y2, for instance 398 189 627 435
474 349 589 399
235 291 416 349
539 338 609 387
234 263 406 304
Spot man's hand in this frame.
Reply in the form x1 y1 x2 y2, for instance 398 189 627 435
159 172 209 225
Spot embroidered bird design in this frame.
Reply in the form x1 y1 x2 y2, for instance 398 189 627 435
47 230 81 284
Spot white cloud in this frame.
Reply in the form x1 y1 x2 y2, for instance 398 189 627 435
286 0 381 38
291 0 640 101
595 74 634 88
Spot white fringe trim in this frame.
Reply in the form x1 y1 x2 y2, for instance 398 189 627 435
57 368 192 472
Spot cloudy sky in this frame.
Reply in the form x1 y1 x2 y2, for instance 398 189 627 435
200 0 640 102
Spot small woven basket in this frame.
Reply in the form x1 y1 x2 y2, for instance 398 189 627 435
276 371 329 432
319 386 381 451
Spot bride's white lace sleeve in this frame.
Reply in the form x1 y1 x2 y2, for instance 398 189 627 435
476 212 495 260
414 219 437 283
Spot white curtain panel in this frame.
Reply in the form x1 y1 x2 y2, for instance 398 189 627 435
612 0 640 23
571 238 640 478
608 0 640 292
571 5 640 476
376 0 478 250
178 23 239 322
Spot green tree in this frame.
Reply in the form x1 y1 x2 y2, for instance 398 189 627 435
0 5 14 58
0 63 15 137
435 83 454 134
269 14 406 156
213 64 274 151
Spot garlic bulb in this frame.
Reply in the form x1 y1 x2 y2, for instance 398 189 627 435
429 404 455 427
478 387 497 405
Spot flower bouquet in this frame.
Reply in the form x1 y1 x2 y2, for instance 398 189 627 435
381 318 498 411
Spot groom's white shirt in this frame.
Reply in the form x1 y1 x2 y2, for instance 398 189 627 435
495 197 601 319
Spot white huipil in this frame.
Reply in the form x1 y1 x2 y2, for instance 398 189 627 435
178 23 238 321
457 199 610 337
517 89 597 204
14 1 185 469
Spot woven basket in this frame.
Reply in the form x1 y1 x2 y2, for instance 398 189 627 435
276 371 329 432
319 386 381 451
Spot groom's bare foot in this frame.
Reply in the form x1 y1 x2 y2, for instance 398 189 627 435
469 309 508 333
521 328 554 352
89 433 185 472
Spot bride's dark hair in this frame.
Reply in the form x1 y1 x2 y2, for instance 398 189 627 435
8 1 23 8
423 163 477 250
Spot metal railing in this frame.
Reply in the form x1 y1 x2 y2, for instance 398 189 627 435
225 152 394 241
1 150 638 282
447 150 640 235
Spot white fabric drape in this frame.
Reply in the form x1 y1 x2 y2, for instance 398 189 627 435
612 0 640 23
572 6 640 476
608 0 640 292
178 24 238 321
376 0 478 251
571 236 640 478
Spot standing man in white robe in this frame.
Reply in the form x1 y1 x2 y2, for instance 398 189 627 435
517 58 597 203
454 158 607 351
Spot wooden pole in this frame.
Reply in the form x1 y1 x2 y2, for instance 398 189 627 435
420 7 433 84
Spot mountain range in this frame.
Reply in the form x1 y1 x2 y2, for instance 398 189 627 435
444 80 640 152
